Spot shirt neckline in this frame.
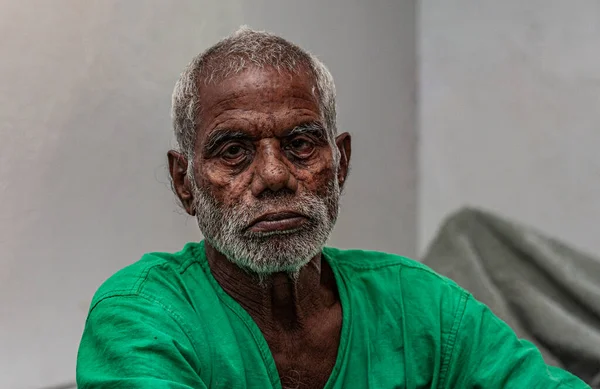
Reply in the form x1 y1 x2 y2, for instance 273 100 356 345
192 241 352 389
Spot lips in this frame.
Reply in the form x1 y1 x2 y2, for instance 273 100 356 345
247 211 308 233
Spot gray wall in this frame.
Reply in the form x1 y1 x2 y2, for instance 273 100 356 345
0 1 416 388
419 0 600 255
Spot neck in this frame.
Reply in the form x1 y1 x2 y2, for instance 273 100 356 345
205 241 338 331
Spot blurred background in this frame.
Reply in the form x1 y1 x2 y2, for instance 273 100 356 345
1 0 599 388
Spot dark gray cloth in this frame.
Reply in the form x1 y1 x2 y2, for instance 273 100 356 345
422 208 600 387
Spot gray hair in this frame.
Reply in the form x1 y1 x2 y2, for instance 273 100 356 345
171 26 338 162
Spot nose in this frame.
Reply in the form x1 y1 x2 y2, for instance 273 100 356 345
251 140 298 197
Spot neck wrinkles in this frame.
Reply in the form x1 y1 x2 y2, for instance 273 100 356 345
204 241 338 331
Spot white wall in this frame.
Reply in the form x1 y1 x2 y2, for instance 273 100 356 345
419 0 600 255
0 1 416 388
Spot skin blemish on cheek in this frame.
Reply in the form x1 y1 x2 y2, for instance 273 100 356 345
198 157 258 206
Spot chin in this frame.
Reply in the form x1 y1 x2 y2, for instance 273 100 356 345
217 229 328 275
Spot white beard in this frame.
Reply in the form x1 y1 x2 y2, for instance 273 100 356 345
191 175 340 275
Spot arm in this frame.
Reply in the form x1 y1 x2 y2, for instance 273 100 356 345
442 293 590 389
76 294 207 389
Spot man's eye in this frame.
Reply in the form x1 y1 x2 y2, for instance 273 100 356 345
221 144 246 160
287 138 315 157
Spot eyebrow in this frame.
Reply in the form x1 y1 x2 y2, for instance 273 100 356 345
203 130 256 155
285 121 327 140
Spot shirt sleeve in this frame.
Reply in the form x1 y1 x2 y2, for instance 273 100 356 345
442 293 590 389
76 294 207 389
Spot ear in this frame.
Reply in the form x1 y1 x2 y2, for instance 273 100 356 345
167 150 196 216
335 132 352 189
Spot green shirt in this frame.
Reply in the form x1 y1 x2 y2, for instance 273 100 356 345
76 241 588 388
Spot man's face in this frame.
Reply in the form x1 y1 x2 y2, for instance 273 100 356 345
170 67 351 274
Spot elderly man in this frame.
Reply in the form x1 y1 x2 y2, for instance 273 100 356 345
76 28 588 389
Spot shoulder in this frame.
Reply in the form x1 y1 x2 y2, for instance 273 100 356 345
324 246 469 316
89 242 203 312
324 246 463 289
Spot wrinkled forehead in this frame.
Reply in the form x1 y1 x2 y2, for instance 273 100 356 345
195 66 322 136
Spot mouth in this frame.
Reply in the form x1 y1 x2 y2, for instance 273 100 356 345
247 211 308 233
